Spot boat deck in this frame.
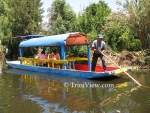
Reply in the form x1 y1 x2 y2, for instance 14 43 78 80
7 61 20 64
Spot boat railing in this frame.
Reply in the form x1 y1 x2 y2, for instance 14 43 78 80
67 57 92 61
66 57 92 69
18 57 68 68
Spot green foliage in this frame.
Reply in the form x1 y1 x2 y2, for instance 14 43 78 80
127 39 142 51
66 46 87 57
122 0 150 49
102 14 128 51
70 1 111 57
0 0 12 46
102 12 142 52
87 30 98 42
47 0 76 35
1 0 148 59
55 1 111 57
8 0 43 36
0 0 43 58
74 1 111 35
144 56 150 65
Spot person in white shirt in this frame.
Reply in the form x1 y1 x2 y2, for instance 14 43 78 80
91 34 107 72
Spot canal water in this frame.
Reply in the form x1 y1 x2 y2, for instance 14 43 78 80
0 59 150 113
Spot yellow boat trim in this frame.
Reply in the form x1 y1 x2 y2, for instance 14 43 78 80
67 57 92 61
18 57 68 68
114 68 128 74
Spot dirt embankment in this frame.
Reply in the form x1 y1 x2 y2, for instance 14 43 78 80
97 50 150 69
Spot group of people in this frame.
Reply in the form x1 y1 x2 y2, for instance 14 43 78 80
37 49 60 60
36 49 60 67
36 33 107 72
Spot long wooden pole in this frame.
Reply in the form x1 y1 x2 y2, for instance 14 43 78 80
102 53 142 86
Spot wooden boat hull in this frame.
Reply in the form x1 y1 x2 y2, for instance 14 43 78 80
6 61 119 78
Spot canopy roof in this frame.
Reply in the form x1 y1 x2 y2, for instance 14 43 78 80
19 32 90 47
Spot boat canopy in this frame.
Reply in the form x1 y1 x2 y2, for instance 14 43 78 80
18 32 91 71
19 32 90 47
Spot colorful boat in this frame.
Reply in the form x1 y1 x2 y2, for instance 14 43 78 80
6 32 127 78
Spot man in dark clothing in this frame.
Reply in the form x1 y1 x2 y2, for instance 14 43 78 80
91 34 107 72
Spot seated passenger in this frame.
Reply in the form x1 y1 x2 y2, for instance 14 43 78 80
48 49 61 68
55 49 60 60
48 49 60 60
38 51 47 59
36 51 47 66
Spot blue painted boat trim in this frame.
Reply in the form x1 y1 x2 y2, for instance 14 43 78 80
6 62 115 78
61 45 66 69
87 45 91 71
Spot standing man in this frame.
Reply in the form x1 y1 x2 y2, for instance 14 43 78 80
91 34 107 72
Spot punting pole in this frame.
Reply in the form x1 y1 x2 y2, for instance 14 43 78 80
102 53 142 86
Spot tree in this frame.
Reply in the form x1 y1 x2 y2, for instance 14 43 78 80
9 0 43 36
121 0 150 49
102 12 142 52
47 0 76 35
0 0 44 58
0 0 12 46
74 1 111 41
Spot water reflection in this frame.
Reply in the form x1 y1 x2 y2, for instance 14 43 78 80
5 69 133 113
20 73 94 112
0 65 149 112
0 57 6 73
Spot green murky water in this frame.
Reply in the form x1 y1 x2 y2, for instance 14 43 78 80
0 59 150 113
